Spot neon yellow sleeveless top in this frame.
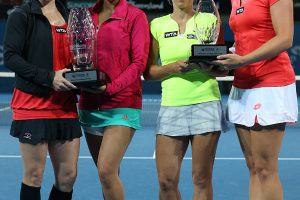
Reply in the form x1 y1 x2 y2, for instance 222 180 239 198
150 14 221 106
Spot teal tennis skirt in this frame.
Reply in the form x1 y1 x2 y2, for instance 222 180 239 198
79 108 141 136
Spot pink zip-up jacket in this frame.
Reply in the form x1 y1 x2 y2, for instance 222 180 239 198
79 0 150 110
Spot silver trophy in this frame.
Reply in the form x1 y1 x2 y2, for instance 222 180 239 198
64 7 102 86
188 0 227 68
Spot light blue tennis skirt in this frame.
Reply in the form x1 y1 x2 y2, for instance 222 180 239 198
156 100 228 136
79 108 141 136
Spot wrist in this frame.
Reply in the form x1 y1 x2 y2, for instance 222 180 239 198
241 55 250 66
165 64 174 76
103 84 109 95
101 85 107 92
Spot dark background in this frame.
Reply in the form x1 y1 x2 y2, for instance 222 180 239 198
0 0 233 20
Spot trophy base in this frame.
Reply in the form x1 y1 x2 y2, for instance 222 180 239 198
188 44 228 71
64 69 103 87
191 44 228 60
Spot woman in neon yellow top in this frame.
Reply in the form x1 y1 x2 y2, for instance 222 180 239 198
144 0 228 199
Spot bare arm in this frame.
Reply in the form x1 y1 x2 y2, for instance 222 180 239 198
215 0 293 69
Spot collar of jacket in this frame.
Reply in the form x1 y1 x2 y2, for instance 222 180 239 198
92 0 128 19
29 0 68 21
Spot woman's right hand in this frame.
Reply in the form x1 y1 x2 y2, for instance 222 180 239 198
167 61 188 74
52 68 77 91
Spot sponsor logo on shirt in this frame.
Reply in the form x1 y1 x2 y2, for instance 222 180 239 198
187 34 197 39
164 31 178 38
56 28 67 33
122 114 129 120
236 7 244 15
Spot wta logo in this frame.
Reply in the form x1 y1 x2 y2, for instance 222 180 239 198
164 31 178 38
56 28 67 33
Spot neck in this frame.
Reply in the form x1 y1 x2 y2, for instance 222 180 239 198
39 0 55 8
172 6 194 21
102 0 119 12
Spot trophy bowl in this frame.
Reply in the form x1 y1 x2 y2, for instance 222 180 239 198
188 0 228 70
64 7 102 87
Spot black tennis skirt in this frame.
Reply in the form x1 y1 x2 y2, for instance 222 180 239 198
10 118 82 145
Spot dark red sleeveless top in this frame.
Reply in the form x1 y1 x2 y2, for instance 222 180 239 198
11 24 78 120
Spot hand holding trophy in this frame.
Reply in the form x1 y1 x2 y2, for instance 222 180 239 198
188 0 228 71
64 7 102 86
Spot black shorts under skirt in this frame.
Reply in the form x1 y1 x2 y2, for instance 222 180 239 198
10 118 82 145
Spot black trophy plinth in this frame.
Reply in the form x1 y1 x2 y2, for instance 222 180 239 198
64 68 102 87
187 44 228 71
189 44 228 64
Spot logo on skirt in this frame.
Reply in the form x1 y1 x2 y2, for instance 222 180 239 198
23 132 32 140
122 114 128 120
253 103 262 110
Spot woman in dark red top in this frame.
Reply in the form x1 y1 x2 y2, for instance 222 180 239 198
3 0 81 199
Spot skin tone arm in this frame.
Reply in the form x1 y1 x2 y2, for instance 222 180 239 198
214 0 294 69
143 36 228 80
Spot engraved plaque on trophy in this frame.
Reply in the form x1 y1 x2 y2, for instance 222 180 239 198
64 7 102 86
188 0 228 69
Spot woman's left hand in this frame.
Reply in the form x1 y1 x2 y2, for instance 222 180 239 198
213 54 246 70
80 85 107 94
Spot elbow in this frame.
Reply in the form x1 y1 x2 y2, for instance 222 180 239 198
282 35 293 50
287 39 293 49
143 64 154 80
286 38 293 49
143 71 152 80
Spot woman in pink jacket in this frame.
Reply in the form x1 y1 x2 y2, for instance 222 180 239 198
78 0 150 199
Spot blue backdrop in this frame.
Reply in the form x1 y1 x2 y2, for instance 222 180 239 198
0 21 5 72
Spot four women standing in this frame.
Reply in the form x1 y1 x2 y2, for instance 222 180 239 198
3 0 297 199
